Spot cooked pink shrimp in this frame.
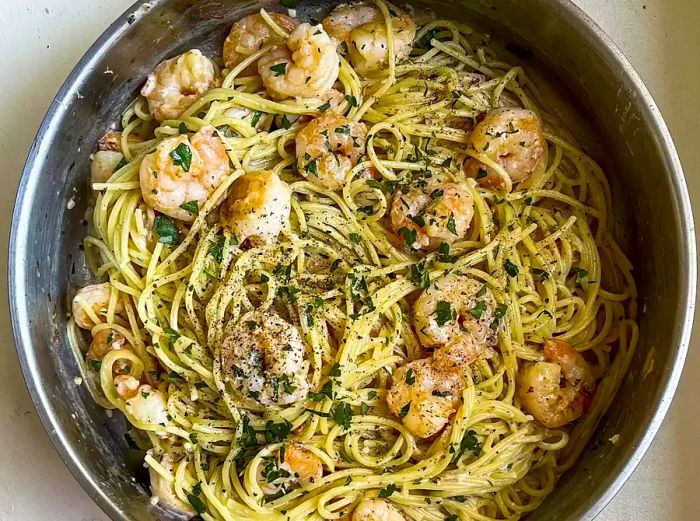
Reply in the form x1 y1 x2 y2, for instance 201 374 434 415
258 23 339 100
86 329 127 363
115 375 168 425
223 13 299 73
323 2 416 75
353 498 406 521
221 171 292 243
518 339 596 428
72 282 125 329
387 356 464 438
390 177 474 250
295 112 367 190
139 126 231 222
465 108 545 190
141 49 218 122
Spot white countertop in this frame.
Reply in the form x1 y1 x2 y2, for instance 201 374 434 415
1 1 698 519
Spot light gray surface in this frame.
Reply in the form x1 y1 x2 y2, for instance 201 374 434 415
0 1 698 520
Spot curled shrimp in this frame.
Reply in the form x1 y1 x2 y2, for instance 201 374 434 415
390 177 474 250
221 310 309 406
465 108 546 190
413 272 497 355
323 2 416 75
86 329 129 373
353 498 406 521
114 375 169 426
72 282 125 330
149 452 195 517
518 339 596 429
221 170 291 243
386 354 464 438
258 23 339 100
91 151 124 185
223 13 299 73
139 126 231 222
295 112 368 190
91 131 142 184
259 443 324 495
141 49 218 122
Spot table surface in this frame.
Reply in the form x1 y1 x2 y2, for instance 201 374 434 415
1 1 699 520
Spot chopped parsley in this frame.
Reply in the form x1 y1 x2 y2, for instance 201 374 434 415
405 368 416 385
304 158 318 176
504 258 519 277
264 419 293 443
532 267 550 282
446 213 457 235
332 401 353 429
269 62 287 77
398 226 417 246
349 232 362 244
410 214 426 227
209 236 225 263
455 429 481 461
469 300 487 320
398 402 411 419
434 300 455 326
179 200 199 216
154 215 180 245
475 168 488 180
416 27 439 49
317 101 331 112
169 143 192 172
345 94 358 107
187 492 206 514
410 262 430 289
378 483 397 498
309 381 334 401
163 327 180 347
437 243 456 263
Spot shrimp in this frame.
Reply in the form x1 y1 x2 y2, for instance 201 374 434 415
98 130 143 153
258 23 339 100
464 108 546 190
86 329 128 371
141 49 218 122
139 125 231 222
223 13 299 73
91 151 124 185
413 272 497 356
518 339 596 429
149 452 195 517
390 178 474 250
387 356 464 438
259 443 323 496
72 282 125 330
353 499 406 521
221 310 309 406
114 375 169 426
295 112 367 190
221 171 291 243
323 2 416 75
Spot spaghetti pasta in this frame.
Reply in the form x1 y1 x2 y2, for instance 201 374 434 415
68 2 638 520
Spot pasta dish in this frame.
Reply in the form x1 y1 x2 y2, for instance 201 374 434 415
68 2 639 519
